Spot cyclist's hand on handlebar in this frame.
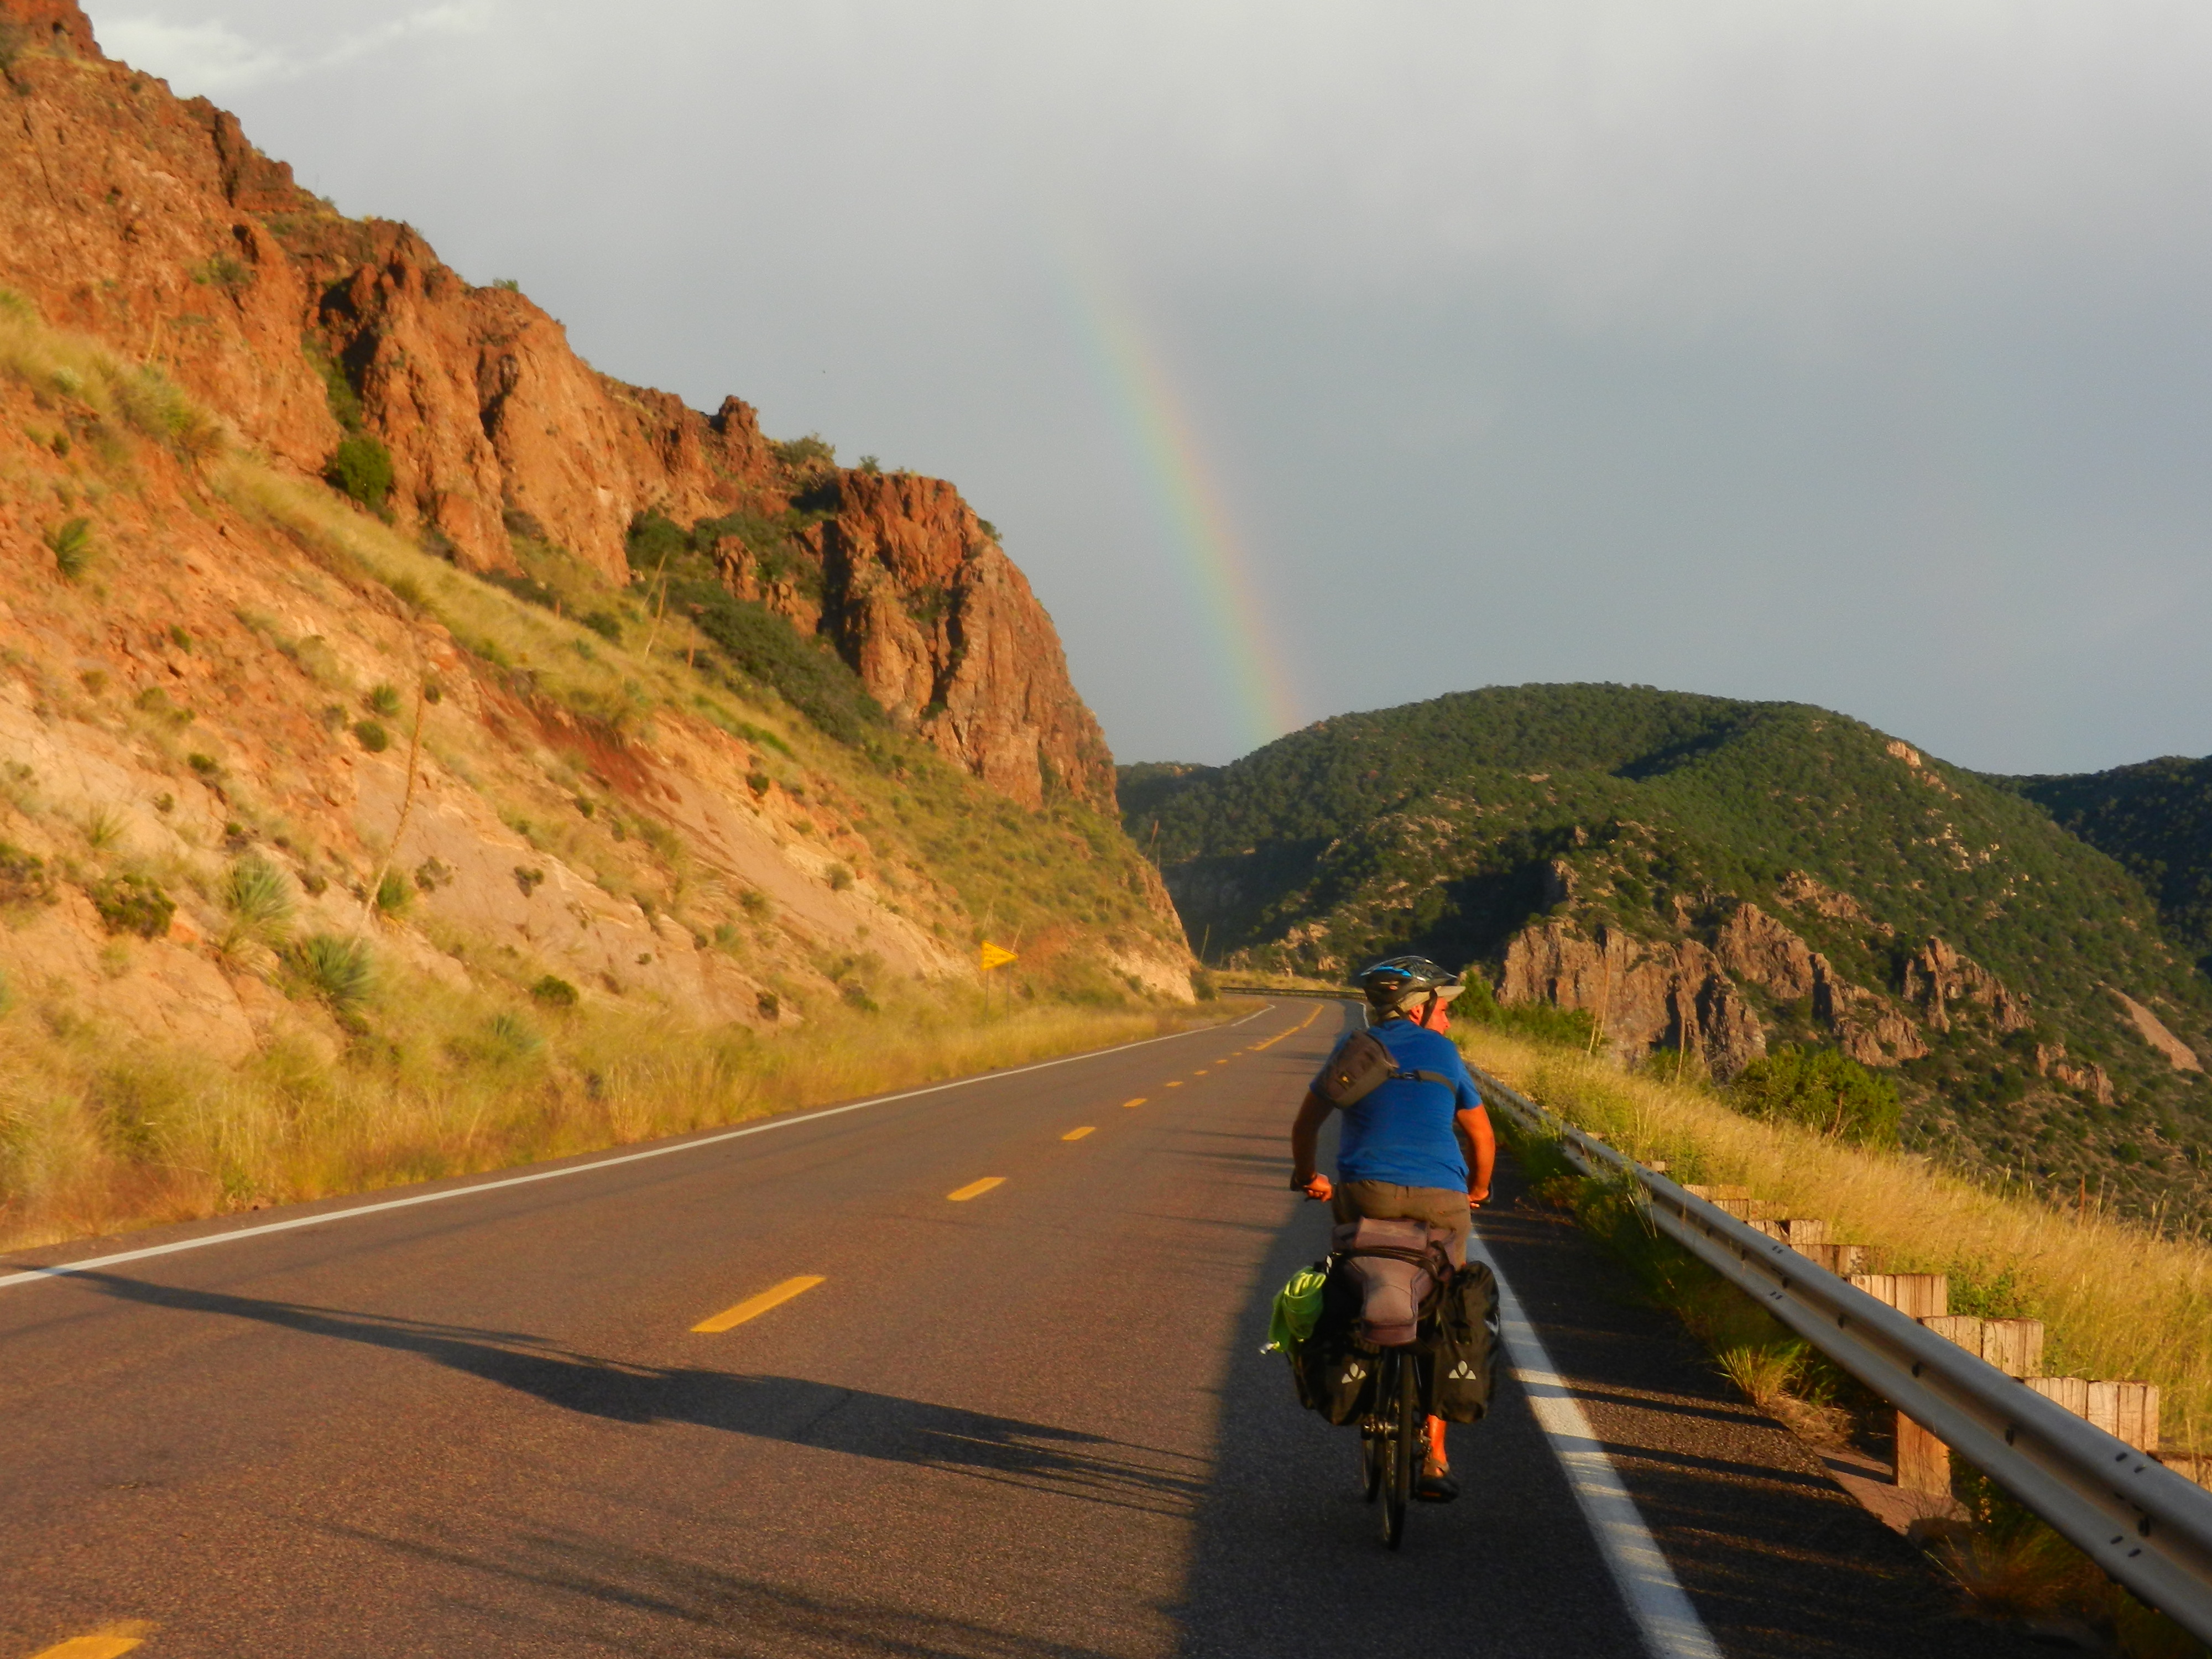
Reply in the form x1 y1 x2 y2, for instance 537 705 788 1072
1297 1173 1333 1202
1467 1186 1489 1211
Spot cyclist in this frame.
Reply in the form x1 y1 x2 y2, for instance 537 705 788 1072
1289 956 1496 1502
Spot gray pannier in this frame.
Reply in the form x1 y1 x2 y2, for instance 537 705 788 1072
1331 1216 1452 1348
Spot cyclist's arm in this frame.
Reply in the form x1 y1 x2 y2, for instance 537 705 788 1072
1455 1105 1495 1207
1290 1089 1333 1196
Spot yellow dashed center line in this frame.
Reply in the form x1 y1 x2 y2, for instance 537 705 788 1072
30 1627 152 1659
1062 1126 1095 1141
948 1177 1005 1202
1194 1070 1209 1076
692 1275 825 1333
1122 1097 1147 1109
1165 1081 1183 1088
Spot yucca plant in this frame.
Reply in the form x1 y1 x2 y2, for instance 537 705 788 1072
216 855 295 968
284 933 373 1011
44 517 92 580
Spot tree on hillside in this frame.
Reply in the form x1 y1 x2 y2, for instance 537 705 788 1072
1728 1045 1901 1146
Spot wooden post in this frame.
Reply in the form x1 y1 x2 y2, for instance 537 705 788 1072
1980 1318 2045 1379
1848 1272 1948 1319
1895 1412 1952 1495
2028 1377 2160 1451
2093 1381 2161 1452
1920 1314 1984 1354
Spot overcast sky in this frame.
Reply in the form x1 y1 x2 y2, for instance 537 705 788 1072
89 0 2212 775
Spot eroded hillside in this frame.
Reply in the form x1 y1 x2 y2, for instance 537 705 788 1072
0 2 1195 1240
1124 684 2212 1223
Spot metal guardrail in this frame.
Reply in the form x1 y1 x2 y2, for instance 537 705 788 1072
1468 1062 2212 1642
1213 983 1354 1000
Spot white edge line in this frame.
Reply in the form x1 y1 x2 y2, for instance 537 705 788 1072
1 1003 1272 1293
1473 1238 1725 1659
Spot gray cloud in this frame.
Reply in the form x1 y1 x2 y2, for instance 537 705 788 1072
86 0 2212 772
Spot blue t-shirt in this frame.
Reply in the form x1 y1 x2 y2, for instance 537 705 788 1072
1319 1019 1484 1191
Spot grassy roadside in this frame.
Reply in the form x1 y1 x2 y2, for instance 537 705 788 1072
1456 1025 2212 1444
0 987 1234 1254
1458 1025 2211 1656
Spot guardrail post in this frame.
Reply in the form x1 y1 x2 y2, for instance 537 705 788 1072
1752 1217 1829 1248
1849 1272 1948 1319
1895 1412 1952 1496
2025 1378 2160 1452
1797 1241 1879 1275
1981 1318 2044 1380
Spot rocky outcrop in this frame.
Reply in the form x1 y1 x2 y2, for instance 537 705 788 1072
0 0 1114 812
1902 937 2032 1035
2036 1043 2116 1105
815 473 1117 808
1501 921 1767 1080
300 222 777 580
1504 902 1936 1077
1714 902 1927 1066
1715 902 1818 999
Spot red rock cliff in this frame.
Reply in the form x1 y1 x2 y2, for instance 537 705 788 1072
0 0 1115 811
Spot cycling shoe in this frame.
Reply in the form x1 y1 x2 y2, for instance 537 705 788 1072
1414 1471 1460 1503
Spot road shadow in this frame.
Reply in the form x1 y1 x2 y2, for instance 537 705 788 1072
68 1270 1203 1517
323 1515 1129 1659
1165 1126 1651 1658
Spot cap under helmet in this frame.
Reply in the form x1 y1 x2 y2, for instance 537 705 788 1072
1357 955 1462 1015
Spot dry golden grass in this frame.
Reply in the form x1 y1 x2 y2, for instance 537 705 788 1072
1459 1027 2212 1447
0 982 1226 1253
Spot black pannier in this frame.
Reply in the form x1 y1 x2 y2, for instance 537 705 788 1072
1430 1258 1501 1422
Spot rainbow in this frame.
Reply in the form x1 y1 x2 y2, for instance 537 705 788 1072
1052 239 1300 754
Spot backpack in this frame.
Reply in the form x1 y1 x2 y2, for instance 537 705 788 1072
1431 1259 1501 1423
1314 1026 1456 1109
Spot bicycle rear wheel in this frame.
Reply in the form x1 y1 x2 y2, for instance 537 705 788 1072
1380 1349 1416 1548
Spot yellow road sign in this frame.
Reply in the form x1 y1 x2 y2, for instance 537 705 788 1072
979 941 1018 972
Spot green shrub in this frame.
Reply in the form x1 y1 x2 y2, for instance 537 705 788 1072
1728 1045 1901 1146
828 864 854 892
0 841 56 906
189 253 253 293
87 874 175 938
366 682 402 717
325 434 394 510
352 721 389 753
44 517 92 580
769 434 836 471
492 278 521 293
373 870 410 914
285 934 374 1009
529 974 578 1009
304 336 366 432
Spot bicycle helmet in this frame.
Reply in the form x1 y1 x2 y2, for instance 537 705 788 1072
1357 956 1463 1016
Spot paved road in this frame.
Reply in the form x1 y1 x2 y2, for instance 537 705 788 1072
1 1001 2030 1658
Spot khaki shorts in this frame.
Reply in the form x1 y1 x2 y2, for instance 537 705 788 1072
1333 1180 1470 1268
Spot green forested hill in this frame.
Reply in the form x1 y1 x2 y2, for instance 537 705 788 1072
2005 757 2212 971
1122 684 2212 1224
